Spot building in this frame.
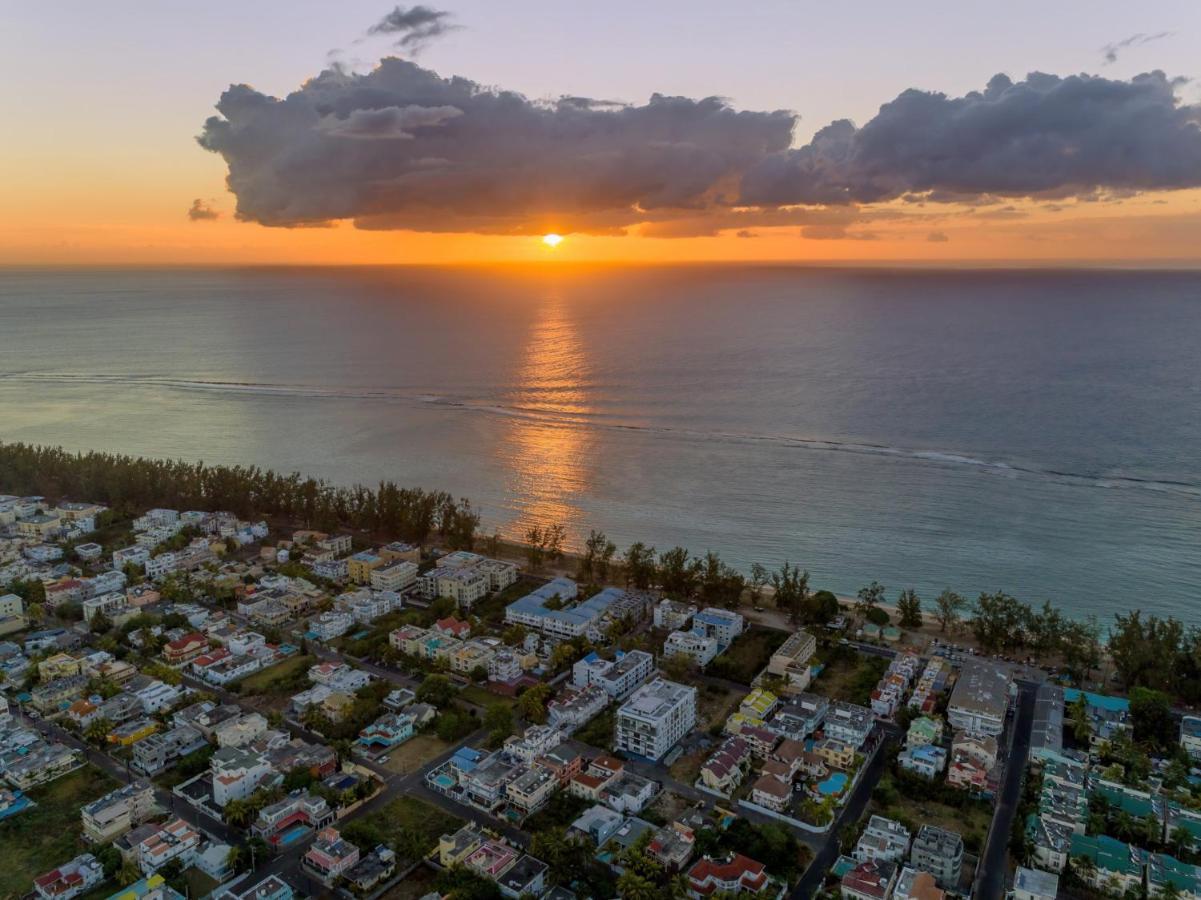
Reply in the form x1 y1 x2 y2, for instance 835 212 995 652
664 630 721 667
547 684 609 732
369 560 417 592
654 599 697 631
210 746 277 807
304 827 361 885
33 854 104 900
162 632 208 665
109 718 159 747
309 611 354 641
572 649 655 700
898 744 948 780
909 825 964 889
892 867 944 900
686 853 772 898
947 663 1012 737
252 790 334 845
824 701 874 747
1069 833 1145 896
906 716 943 748
1181 716 1201 761
1012 866 1060 900
0 593 26 635
649 821 697 872
131 724 206 776
700 735 753 795
504 724 562 763
766 630 817 691
106 874 186 900
135 818 201 874
616 678 697 761
81 781 157 844
855 816 911 864
750 774 791 812
215 712 269 748
505 766 558 814
498 855 549 899
357 713 415 751
691 608 744 649
347 551 384 585
213 875 292 900
841 860 898 900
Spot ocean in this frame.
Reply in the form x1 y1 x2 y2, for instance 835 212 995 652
1 265 1198 625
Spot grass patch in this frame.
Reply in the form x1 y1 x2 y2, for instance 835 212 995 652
706 626 789 684
697 683 745 731
183 868 219 899
378 865 435 900
237 654 315 694
342 796 461 864
575 707 615 750
459 684 516 710
668 749 706 784
0 766 120 897
378 733 452 776
812 652 886 705
871 771 994 854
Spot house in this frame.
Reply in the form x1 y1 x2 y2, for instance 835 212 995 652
252 790 334 845
766 630 817 691
1069 833 1145 896
548 684 609 732
898 744 948 780
466 839 519 882
841 860 898 900
214 712 269 748
536 745 583 786
741 688 780 721
952 731 998 769
504 724 562 763
814 738 855 770
649 821 697 872
213 875 292 900
751 774 791 812
357 713 414 751
210 746 278 807
506 766 558 813
81 780 157 844
345 845 397 893
947 756 989 793
769 693 829 741
498 855 548 900
947 663 1011 737
600 771 659 814
33 854 104 900
439 824 485 868
700 735 753 795
686 852 773 898
909 825 963 889
855 815 911 864
616 678 697 761
109 718 160 747
135 818 201 874
107 874 186 900
1012 866 1060 900
304 827 361 885
433 616 472 639
906 716 943 748
131 724 206 776
0 787 35 820
891 866 944 900
162 632 208 666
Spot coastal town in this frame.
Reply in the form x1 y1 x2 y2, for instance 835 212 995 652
0 487 1198 900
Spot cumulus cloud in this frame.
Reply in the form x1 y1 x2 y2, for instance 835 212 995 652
367 6 459 53
199 59 1201 237
1102 32 1172 65
740 71 1201 207
187 199 220 221
198 58 794 234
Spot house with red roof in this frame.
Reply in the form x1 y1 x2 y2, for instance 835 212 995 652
686 852 775 898
303 827 361 885
33 853 103 900
163 632 208 666
433 616 471 639
841 859 898 900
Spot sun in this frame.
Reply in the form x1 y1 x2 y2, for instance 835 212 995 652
541 233 564 248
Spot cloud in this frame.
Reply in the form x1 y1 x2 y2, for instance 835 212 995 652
800 224 878 241
187 199 220 221
198 57 795 234
367 6 459 53
740 71 1201 208
1102 32 1172 65
926 230 949 242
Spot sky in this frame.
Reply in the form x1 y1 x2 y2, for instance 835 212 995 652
4 0 1201 265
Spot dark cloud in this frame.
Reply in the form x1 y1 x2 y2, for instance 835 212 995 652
187 199 220 221
367 6 459 54
1102 32 1172 65
198 58 795 234
740 71 1201 207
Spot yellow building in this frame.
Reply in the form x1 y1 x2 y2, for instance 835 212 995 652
450 642 496 675
813 738 854 770
347 551 384 585
17 513 61 539
109 719 159 746
38 652 83 681
439 825 485 867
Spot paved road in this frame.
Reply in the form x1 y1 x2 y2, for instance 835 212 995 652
974 680 1036 900
790 723 898 899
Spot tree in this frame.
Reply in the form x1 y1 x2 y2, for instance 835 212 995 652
971 591 1030 653
517 683 553 724
84 716 114 746
524 526 545 571
416 674 457 708
661 652 697 682
896 589 922 628
578 530 617 584
933 589 966 633
623 542 657 590
856 581 886 618
483 703 513 746
1069 695 1092 746
658 547 698 598
748 563 768 607
771 562 810 626
469 664 488 683
1130 687 1174 751
1109 611 1183 692
1061 617 1103 682
1171 825 1194 857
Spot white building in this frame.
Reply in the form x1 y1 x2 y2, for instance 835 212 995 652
690 608 744 648
370 561 417 593
653 600 697 631
113 546 150 569
210 747 277 807
571 649 655 700
663 630 720 668
309 611 354 642
144 553 178 581
854 815 911 864
615 678 697 761
947 663 1012 737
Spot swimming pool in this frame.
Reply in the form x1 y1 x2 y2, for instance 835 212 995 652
816 772 849 796
433 773 456 790
278 823 310 846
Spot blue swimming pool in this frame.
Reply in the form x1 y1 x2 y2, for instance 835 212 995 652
278 823 310 846
816 772 849 796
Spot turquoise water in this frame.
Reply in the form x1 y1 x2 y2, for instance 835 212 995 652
816 772 849 796
1064 688 1130 712
278 824 309 846
3 266 1200 623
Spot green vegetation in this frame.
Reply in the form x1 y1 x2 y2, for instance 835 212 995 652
812 645 887 705
236 654 315 694
0 767 120 898
872 768 993 853
342 796 460 865
694 818 810 881
707 625 788 684
575 707 615 749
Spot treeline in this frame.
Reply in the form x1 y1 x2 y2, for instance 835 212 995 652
1107 611 1201 704
0 442 479 547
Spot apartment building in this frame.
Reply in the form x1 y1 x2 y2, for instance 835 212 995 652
824 700 874 747
81 780 157 844
370 560 417 593
947 663 1012 737
132 723 206 775
766 630 817 691
210 746 277 807
572 649 655 700
136 818 200 874
691 608 745 648
663 630 720 667
909 824 964 889
653 599 697 631
616 678 697 761
347 551 384 585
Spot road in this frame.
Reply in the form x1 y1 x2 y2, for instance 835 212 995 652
974 680 1036 900
790 723 898 899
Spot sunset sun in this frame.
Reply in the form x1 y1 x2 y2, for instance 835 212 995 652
542 233 564 248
